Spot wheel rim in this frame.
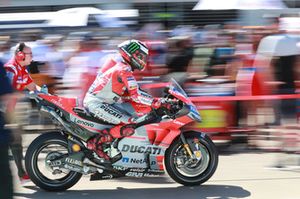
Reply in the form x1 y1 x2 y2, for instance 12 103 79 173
173 142 210 177
31 139 78 187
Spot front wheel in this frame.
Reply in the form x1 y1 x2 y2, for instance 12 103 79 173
165 131 218 186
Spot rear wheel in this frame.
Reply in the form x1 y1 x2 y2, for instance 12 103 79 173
25 132 82 191
165 131 218 186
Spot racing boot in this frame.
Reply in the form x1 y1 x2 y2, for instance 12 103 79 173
87 124 136 162
87 129 113 162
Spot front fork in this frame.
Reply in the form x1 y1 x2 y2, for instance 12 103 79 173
180 133 202 160
180 133 194 157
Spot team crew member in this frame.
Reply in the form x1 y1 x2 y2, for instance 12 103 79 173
4 42 41 184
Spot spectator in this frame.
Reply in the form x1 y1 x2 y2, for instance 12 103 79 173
165 36 194 86
0 60 13 199
63 32 107 105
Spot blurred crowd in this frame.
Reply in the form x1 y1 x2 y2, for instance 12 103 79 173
1 14 300 165
0 5 300 199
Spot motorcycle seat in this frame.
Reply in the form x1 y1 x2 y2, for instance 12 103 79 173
73 107 112 125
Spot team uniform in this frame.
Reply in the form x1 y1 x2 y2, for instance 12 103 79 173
4 59 33 112
3 43 33 184
4 59 33 91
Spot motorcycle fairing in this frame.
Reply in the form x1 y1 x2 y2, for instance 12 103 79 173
39 94 77 113
69 114 113 133
39 79 200 171
112 126 165 170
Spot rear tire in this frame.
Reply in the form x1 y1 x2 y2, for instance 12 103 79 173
165 131 218 186
25 131 82 191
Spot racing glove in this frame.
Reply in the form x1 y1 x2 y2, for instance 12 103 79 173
151 98 172 110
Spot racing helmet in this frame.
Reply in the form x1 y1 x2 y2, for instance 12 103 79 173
118 39 149 71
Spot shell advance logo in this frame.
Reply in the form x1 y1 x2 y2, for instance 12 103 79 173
127 42 139 53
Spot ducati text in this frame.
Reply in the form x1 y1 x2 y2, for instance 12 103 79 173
100 104 122 119
121 144 162 155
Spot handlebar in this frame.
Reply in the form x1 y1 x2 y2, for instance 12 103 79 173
155 98 183 119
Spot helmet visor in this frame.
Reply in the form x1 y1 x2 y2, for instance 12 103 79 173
132 50 147 70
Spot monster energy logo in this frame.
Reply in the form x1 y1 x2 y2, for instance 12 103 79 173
128 42 139 53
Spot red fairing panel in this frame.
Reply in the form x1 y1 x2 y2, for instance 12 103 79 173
145 115 194 147
39 94 77 113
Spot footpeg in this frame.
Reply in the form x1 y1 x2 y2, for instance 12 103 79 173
111 152 122 163
90 170 122 181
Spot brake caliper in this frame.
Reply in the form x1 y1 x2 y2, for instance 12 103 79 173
193 138 202 160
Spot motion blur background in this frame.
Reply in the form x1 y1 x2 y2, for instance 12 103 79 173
2 0 300 167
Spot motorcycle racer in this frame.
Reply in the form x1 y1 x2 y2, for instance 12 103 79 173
83 40 170 162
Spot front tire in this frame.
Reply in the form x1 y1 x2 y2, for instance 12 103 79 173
25 131 82 191
165 131 218 186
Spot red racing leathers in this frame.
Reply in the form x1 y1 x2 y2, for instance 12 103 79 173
83 59 157 139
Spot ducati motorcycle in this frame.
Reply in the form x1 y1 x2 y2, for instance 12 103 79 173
25 79 218 191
